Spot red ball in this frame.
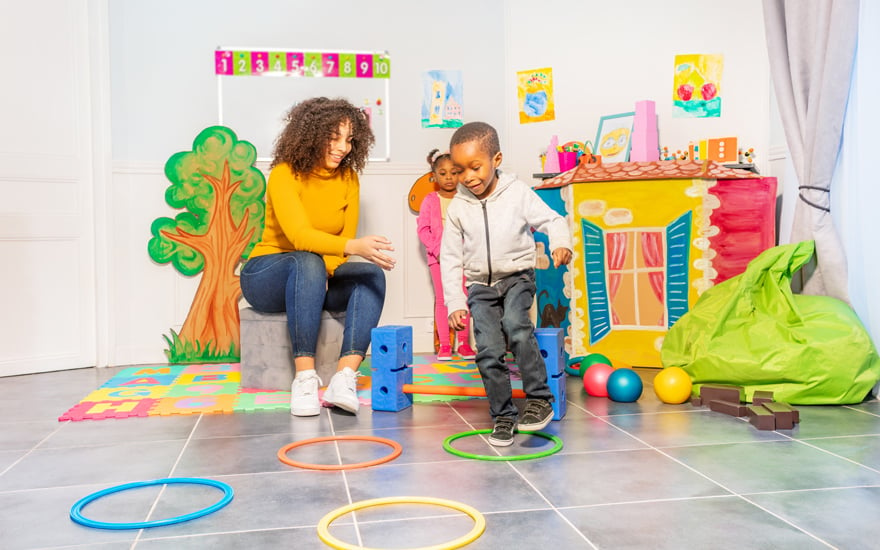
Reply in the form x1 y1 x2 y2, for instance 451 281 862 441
583 363 615 397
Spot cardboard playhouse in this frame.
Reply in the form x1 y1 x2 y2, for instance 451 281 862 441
533 159 777 367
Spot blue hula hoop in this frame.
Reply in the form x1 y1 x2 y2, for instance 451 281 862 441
70 477 234 530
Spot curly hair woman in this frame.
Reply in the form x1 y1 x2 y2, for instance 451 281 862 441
241 97 395 417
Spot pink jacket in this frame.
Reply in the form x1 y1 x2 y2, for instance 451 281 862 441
417 192 443 266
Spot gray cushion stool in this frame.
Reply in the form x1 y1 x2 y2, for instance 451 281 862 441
239 307 345 390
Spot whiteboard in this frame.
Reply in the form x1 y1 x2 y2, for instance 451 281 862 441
216 47 390 162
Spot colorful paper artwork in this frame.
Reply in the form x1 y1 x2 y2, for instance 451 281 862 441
672 54 723 118
421 70 463 128
595 112 636 163
517 67 555 124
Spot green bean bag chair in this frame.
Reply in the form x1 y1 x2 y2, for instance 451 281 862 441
661 240 880 404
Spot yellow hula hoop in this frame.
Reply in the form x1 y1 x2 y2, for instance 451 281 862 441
317 496 486 550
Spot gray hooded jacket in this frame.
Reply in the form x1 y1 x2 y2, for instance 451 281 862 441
440 170 572 313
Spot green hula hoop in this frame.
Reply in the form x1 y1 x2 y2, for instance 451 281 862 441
443 429 563 461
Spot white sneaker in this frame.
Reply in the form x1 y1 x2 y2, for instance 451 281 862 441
322 367 360 414
290 370 321 416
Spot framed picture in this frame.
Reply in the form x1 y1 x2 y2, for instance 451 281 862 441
594 112 635 163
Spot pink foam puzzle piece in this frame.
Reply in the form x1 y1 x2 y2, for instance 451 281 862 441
58 399 158 421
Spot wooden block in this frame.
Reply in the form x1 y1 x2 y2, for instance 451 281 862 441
751 390 774 406
691 396 703 407
747 405 775 430
763 402 798 429
709 399 748 417
700 384 743 404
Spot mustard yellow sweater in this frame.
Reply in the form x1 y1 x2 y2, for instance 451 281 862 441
248 163 359 275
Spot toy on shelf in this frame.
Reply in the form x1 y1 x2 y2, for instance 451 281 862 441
540 139 588 174
630 100 659 162
738 147 756 164
688 136 738 163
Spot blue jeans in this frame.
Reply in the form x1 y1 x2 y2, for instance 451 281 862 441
466 269 552 419
240 251 386 358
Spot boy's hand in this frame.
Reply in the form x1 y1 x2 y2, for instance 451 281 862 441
552 247 572 268
449 310 468 332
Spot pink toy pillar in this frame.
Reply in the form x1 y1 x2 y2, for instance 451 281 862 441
630 100 659 162
544 135 560 172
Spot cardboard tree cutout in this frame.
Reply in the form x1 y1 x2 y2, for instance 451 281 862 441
149 126 266 362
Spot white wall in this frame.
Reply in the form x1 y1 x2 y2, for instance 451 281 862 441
105 0 776 365
501 0 771 182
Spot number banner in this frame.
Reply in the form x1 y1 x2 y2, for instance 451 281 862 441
215 48 390 78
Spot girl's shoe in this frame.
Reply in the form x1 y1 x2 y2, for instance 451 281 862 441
437 345 453 361
457 344 477 360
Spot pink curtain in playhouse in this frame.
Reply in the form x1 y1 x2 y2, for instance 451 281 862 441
606 233 628 324
640 231 665 325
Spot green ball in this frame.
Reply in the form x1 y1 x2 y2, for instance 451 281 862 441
566 352 612 377
582 353 612 368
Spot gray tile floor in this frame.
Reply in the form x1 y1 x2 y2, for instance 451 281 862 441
1 363 879 549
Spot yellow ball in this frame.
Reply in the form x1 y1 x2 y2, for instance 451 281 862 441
653 367 693 404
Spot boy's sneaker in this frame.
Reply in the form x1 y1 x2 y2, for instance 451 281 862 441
322 367 360 414
457 344 477 360
488 416 516 447
517 399 554 431
437 345 453 361
290 370 321 417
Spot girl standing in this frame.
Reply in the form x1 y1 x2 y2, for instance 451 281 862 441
417 149 476 361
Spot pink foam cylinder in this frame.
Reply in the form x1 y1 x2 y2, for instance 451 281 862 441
630 100 659 162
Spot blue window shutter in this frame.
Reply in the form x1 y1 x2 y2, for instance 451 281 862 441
666 211 692 326
581 220 611 344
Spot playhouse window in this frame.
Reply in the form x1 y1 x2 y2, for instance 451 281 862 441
582 212 690 345
605 230 666 328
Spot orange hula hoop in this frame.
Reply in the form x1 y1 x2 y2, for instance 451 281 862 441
277 435 402 470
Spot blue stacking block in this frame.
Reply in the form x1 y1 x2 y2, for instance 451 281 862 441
535 327 566 420
371 326 414 412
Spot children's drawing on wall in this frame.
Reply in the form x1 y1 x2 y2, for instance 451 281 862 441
517 67 555 124
148 126 266 363
672 54 723 118
595 112 635 163
421 70 463 128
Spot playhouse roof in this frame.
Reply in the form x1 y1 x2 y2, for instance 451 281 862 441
535 159 756 190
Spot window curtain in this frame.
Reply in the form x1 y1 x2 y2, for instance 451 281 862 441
605 232 628 324
640 231 665 325
762 0 859 302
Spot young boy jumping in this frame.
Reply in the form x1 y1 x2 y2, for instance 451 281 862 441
440 121 572 446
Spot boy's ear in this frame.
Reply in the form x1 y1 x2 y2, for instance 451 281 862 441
493 151 503 168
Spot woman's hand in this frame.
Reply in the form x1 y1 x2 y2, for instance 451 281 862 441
346 235 396 270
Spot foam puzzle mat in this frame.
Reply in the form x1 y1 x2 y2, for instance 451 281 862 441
58 355 522 421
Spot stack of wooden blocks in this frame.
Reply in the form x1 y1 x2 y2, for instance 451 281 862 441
691 384 800 430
